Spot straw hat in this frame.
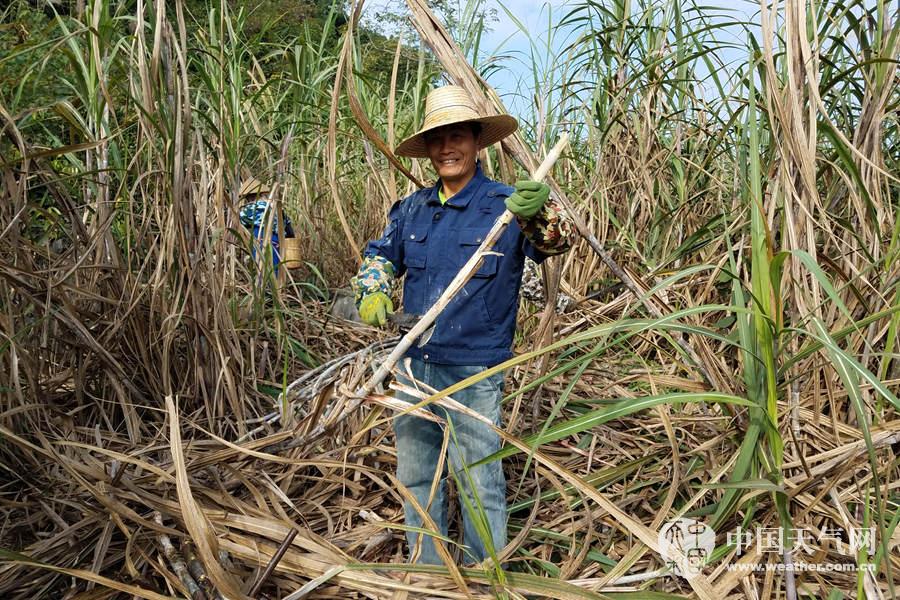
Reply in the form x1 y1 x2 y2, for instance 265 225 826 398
395 85 518 158
239 177 270 198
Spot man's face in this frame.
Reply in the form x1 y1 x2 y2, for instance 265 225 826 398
424 124 481 188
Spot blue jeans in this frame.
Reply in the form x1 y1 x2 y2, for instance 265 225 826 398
394 359 507 565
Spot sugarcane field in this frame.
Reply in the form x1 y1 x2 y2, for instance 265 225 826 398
1 0 899 598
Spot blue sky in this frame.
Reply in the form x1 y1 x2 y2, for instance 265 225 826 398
474 0 761 110
361 0 764 117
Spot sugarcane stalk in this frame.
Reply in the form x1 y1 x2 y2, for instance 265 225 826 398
152 512 207 600
274 135 568 453
182 540 225 600
249 528 298 598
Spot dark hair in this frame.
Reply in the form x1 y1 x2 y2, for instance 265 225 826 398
423 122 482 145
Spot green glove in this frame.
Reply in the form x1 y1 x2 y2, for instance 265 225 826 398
358 292 393 327
505 180 551 219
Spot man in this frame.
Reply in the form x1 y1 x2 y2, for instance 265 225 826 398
351 85 575 565
238 177 295 271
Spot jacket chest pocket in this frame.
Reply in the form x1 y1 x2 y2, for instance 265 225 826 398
457 227 498 278
403 222 429 269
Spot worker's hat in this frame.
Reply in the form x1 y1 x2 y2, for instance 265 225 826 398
238 177 270 198
395 85 518 158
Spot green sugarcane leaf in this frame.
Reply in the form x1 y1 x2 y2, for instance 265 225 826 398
475 393 754 466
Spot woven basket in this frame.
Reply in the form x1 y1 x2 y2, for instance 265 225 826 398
282 238 302 269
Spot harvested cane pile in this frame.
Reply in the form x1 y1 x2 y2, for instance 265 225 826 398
2 288 899 599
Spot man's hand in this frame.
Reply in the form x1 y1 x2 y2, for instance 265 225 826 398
505 180 550 219
358 292 394 327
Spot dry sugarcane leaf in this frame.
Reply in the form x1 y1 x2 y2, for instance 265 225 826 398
166 396 248 600
0 549 177 600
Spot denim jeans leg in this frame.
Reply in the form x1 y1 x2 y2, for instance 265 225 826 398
439 364 507 564
394 360 447 564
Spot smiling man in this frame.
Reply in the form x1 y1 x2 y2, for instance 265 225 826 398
351 85 575 565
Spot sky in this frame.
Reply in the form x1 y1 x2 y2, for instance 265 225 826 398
473 0 761 109
357 0 881 123
359 0 764 117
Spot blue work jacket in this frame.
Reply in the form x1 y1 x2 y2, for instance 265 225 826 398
364 163 547 366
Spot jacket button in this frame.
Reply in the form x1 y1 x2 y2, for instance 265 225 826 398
423 354 429 360
476 237 482 242
410 234 416 239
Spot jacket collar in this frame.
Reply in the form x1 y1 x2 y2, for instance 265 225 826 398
426 161 487 208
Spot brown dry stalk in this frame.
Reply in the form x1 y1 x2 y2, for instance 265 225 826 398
341 3 424 191
327 14 362 258
153 511 208 600
166 396 248 600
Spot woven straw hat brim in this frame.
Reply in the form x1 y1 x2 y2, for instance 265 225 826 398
395 114 518 158
239 178 271 198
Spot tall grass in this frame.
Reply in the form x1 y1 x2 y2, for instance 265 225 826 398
0 0 897 597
